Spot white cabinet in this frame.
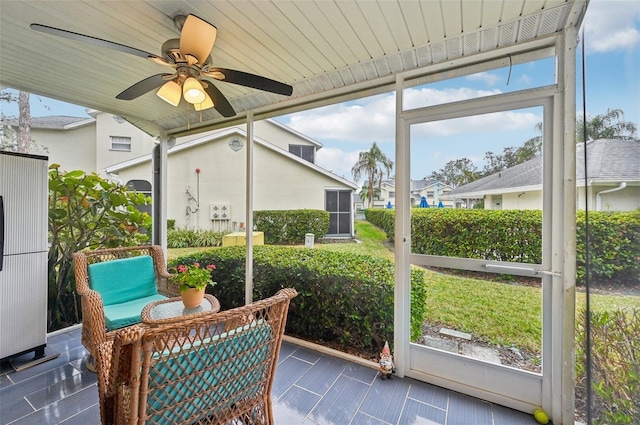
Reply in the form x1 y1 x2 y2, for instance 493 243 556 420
0 151 49 359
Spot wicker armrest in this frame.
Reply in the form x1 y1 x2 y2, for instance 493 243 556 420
80 289 108 346
95 340 115 396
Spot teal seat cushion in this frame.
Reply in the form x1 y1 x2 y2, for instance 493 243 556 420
103 294 166 330
88 256 158 306
146 321 272 424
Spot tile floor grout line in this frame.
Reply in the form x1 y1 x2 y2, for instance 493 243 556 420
395 383 412 425
57 402 99 424
348 370 381 425
405 395 448 412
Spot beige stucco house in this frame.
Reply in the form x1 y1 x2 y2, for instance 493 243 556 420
5 113 356 236
449 139 640 211
105 120 356 235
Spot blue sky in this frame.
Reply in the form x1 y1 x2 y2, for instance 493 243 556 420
2 0 639 183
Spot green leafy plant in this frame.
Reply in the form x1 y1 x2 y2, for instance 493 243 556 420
172 262 217 291
167 228 226 248
48 165 151 331
170 245 427 355
254 209 329 244
576 308 640 424
366 208 640 287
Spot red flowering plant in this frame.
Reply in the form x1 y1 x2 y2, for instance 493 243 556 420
172 262 217 292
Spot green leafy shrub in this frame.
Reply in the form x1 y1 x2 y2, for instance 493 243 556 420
48 166 151 331
169 246 427 353
576 210 640 285
365 208 640 286
576 308 640 424
167 228 225 248
167 219 176 230
254 209 329 244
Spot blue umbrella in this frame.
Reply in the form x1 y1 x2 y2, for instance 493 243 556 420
437 201 444 208
419 196 429 208
386 201 392 209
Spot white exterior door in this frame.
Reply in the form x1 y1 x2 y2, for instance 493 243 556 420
396 88 565 415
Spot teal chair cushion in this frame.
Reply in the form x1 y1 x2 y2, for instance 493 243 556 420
103 294 166 330
88 255 158 306
146 321 272 424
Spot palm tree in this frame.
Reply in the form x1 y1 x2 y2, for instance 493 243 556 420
576 108 637 143
351 142 393 208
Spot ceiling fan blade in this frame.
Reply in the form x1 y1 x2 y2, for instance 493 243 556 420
116 74 174 100
30 23 163 61
204 68 293 96
202 81 235 117
179 14 217 65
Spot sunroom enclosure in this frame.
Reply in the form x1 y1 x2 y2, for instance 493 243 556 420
0 2 587 424
180 34 577 425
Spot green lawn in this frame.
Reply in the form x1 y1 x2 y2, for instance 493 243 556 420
312 220 394 260
168 220 639 354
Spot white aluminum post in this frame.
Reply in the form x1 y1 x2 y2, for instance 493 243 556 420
560 25 578 425
245 112 254 305
158 130 169 255
394 74 410 378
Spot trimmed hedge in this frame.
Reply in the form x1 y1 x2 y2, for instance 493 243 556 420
254 209 329 244
170 245 427 353
576 210 640 285
365 208 640 286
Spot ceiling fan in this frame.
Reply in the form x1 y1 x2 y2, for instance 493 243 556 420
30 14 293 118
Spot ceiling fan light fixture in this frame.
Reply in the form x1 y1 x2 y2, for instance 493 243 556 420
156 80 182 106
194 92 214 111
183 77 206 104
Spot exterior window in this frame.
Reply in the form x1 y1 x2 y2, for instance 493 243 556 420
110 136 131 151
289 145 315 163
325 190 352 236
389 191 395 198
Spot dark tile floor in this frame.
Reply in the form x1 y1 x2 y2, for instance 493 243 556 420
0 326 539 425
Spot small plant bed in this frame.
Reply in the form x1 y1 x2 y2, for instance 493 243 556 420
417 323 541 373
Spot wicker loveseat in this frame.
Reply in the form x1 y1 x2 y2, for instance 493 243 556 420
94 288 297 425
73 245 179 370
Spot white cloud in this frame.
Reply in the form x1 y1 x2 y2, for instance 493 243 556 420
286 94 396 144
316 147 360 182
281 83 543 180
465 72 502 86
582 0 640 53
282 86 504 145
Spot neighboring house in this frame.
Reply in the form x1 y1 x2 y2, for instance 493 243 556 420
1 112 157 173
380 179 455 208
449 139 640 211
3 112 356 237
105 120 356 237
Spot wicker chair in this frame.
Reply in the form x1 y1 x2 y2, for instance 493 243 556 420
73 245 179 371
94 288 297 425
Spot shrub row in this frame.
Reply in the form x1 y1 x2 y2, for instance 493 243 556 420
254 209 329 244
170 245 427 353
365 208 640 285
575 308 640 424
575 210 640 285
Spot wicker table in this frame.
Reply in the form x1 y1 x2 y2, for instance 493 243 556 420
141 294 220 325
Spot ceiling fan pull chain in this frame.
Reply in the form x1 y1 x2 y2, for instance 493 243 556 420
187 103 191 130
